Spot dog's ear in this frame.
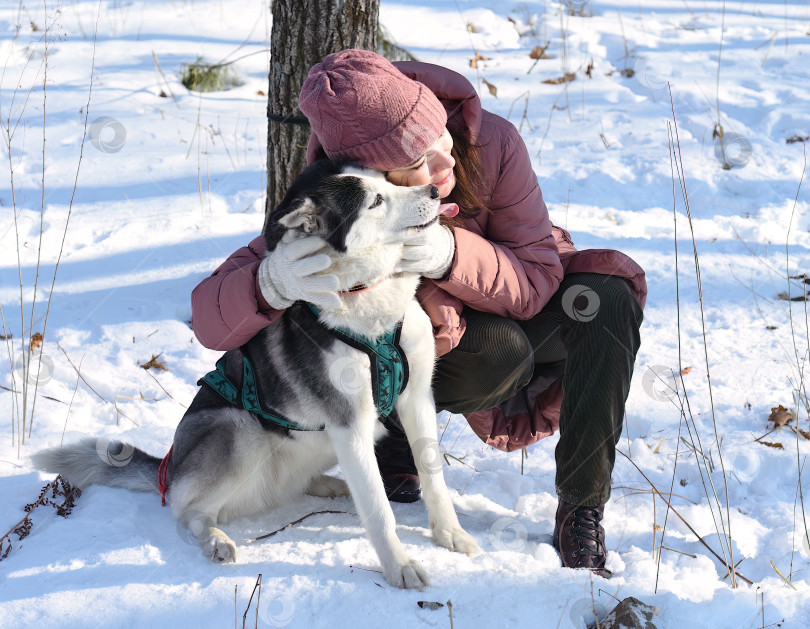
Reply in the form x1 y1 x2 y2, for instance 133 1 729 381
278 197 324 234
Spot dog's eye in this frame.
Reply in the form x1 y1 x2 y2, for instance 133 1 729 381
369 194 384 209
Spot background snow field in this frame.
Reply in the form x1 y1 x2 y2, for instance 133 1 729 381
2 1 810 627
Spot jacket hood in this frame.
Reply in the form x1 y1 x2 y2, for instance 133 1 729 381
393 61 483 142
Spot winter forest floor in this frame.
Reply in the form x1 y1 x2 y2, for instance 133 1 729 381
2 1 810 627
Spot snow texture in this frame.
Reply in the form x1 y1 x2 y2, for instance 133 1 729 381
2 1 810 627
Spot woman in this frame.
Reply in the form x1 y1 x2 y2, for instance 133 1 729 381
191 49 646 578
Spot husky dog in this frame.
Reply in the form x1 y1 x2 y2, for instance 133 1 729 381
33 159 478 589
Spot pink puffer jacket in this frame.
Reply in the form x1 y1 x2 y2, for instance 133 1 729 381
190 62 647 452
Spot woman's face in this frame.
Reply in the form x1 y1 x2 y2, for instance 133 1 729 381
385 128 456 199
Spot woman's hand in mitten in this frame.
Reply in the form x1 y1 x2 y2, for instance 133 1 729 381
395 223 456 280
257 234 341 310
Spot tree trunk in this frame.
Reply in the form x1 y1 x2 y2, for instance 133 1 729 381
265 0 379 224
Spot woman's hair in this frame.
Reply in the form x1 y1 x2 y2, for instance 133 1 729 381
444 118 489 221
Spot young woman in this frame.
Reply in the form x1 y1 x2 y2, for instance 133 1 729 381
190 49 646 578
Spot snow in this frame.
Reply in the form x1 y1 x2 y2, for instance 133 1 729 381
2 0 810 627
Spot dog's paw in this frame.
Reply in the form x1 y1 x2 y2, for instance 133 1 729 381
431 526 479 556
306 474 350 498
383 558 430 590
202 528 237 563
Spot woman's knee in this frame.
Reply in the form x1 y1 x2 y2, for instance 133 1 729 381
462 310 533 379
433 311 533 412
559 274 642 329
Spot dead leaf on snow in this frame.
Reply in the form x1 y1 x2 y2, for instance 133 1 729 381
141 354 168 371
777 291 809 301
542 72 576 85
29 332 43 351
680 366 692 375
790 426 810 441
768 404 795 427
470 52 490 68
758 441 784 450
482 78 498 97
529 45 550 60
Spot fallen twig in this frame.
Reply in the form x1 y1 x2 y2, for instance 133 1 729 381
245 510 348 543
0 383 66 405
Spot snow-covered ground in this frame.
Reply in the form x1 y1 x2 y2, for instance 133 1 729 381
2 1 810 627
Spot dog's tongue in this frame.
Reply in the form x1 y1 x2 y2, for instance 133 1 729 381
439 203 459 218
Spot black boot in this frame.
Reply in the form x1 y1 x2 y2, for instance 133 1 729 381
375 412 421 503
552 499 612 578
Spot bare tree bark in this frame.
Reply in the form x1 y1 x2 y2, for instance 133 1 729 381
265 0 379 223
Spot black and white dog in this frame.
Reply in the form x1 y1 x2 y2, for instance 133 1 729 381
33 159 477 589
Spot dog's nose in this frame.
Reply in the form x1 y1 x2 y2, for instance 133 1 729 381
429 185 439 199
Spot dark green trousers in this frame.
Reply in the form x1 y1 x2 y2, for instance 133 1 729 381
432 273 643 506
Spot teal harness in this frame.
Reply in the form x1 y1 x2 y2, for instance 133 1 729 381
198 304 409 431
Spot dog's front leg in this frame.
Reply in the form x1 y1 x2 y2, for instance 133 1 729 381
327 421 429 589
396 391 479 556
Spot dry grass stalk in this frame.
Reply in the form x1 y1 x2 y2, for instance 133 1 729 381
0 475 81 561
665 88 737 587
1 5 100 450
241 573 262 629
618 450 752 586
783 143 809 580
769 559 797 590
60 353 84 445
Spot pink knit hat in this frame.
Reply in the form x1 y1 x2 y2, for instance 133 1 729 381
298 49 448 171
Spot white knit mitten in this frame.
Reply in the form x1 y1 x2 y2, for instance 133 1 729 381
395 224 456 279
257 235 341 310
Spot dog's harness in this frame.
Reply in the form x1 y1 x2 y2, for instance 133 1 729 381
199 352 318 432
158 304 409 505
303 304 409 419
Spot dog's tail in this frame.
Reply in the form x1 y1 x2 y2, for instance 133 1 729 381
31 438 162 493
